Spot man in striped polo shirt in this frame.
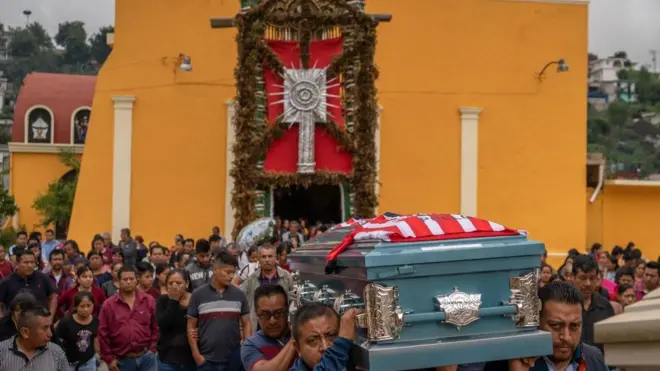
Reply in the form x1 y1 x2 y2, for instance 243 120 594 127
188 251 251 371
0 306 69 371
241 284 297 371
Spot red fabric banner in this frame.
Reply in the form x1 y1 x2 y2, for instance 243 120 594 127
263 38 352 174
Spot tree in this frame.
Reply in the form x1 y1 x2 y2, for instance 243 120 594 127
613 51 628 59
32 149 80 232
26 22 53 49
588 53 598 62
54 21 91 68
0 188 18 220
89 26 114 65
2 22 59 86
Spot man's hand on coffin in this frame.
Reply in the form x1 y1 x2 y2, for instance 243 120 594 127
508 358 538 371
338 308 363 341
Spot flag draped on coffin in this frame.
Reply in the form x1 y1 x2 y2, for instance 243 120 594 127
264 38 352 174
325 213 524 272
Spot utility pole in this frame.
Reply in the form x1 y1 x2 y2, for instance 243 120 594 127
651 49 657 74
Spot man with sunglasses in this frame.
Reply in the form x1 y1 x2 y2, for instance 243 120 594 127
241 284 297 371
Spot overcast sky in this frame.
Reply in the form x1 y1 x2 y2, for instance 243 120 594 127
1 0 659 67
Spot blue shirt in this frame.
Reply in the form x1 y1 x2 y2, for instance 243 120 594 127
41 240 59 262
289 337 351 371
241 330 290 371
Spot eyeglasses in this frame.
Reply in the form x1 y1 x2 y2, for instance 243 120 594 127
257 309 288 320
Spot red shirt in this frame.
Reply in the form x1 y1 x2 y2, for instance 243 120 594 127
47 270 70 296
98 290 159 364
57 286 107 318
0 261 13 280
141 286 160 301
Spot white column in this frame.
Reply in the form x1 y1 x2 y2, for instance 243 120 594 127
224 100 236 239
111 95 135 240
459 107 482 217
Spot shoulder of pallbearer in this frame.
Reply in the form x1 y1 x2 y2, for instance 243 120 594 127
288 212 551 371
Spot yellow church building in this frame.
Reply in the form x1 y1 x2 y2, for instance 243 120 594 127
62 0 590 262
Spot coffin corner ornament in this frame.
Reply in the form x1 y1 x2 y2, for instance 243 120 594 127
435 287 482 329
506 270 542 328
355 283 404 342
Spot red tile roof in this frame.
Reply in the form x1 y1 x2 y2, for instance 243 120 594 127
12 73 96 144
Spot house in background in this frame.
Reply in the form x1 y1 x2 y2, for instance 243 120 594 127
588 56 637 108
8 72 95 235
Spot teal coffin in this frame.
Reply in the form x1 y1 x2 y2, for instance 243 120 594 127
288 214 553 370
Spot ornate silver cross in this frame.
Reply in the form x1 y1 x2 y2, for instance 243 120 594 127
270 64 339 173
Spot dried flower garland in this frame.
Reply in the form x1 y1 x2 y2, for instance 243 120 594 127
231 0 379 237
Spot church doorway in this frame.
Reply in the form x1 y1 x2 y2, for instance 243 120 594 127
273 184 342 225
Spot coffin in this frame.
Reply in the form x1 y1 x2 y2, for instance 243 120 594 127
288 213 552 371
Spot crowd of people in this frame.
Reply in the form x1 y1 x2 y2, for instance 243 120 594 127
0 218 656 371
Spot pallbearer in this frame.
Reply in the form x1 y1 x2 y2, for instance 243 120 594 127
288 212 553 371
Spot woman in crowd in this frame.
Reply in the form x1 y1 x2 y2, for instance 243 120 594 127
88 250 111 286
156 269 194 371
539 263 552 288
155 263 171 296
64 240 83 264
277 244 290 272
101 262 123 298
28 242 45 272
616 283 636 310
55 291 99 371
110 247 124 265
635 261 646 283
234 246 259 286
58 266 107 318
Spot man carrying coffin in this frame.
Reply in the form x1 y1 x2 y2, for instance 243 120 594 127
483 281 608 371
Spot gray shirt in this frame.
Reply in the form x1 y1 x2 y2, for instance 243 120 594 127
0 336 69 371
187 283 249 363
118 239 137 268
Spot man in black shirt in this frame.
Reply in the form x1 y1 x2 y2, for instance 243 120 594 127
0 251 57 320
572 254 615 353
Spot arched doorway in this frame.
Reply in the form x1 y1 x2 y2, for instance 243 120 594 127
273 184 343 225
55 169 77 240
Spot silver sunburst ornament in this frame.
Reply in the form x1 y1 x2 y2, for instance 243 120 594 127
269 64 340 173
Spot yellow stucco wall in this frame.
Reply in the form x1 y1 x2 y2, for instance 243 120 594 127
69 0 588 251
10 153 75 232
587 185 660 262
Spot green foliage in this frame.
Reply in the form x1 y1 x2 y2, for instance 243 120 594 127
588 63 660 178
89 26 114 65
32 149 79 229
0 188 18 220
55 21 91 68
0 228 18 249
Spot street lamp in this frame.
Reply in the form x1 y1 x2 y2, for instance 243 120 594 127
22 10 32 25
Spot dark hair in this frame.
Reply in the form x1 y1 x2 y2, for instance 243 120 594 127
64 240 79 252
612 245 623 256
121 228 131 237
91 234 104 251
73 291 95 308
17 306 51 332
149 244 166 256
209 235 222 244
572 254 598 276
136 261 154 276
631 249 642 259
45 229 54 234
214 250 238 267
254 284 288 310
538 281 584 315
9 292 37 313
617 283 633 296
195 239 211 254
111 247 124 257
15 250 34 263
247 246 259 257
590 243 602 253
184 238 195 245
614 266 635 284
76 265 92 278
277 244 288 257
166 268 190 284
646 261 660 276
623 251 635 262
567 248 580 257
118 266 137 280
155 263 170 276
86 250 102 260
540 263 552 272
292 303 338 342
27 242 39 250
16 231 27 238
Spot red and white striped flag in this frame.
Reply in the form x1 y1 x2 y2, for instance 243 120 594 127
325 213 523 272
